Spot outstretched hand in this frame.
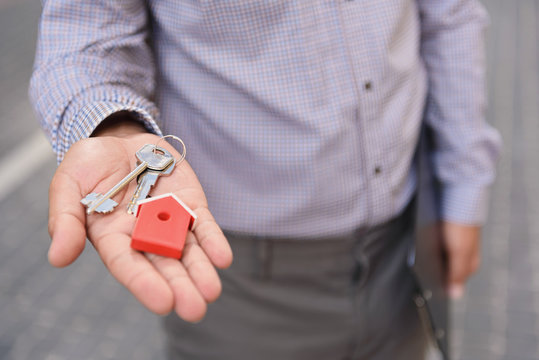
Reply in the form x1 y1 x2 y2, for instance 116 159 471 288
47 122 233 322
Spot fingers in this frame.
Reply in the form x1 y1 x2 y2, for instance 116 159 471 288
93 231 175 315
192 207 233 269
149 157 233 270
442 222 481 299
48 170 87 267
150 255 207 322
138 197 230 322
91 219 223 321
182 232 223 302
147 232 223 322
187 207 233 269
446 252 471 299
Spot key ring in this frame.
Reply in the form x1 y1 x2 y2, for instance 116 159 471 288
153 135 187 164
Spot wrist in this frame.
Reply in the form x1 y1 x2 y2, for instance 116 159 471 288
91 111 149 138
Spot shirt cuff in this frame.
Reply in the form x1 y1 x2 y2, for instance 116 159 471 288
56 84 163 163
440 184 490 226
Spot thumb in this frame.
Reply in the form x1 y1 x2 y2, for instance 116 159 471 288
445 247 469 299
48 169 87 267
442 222 481 299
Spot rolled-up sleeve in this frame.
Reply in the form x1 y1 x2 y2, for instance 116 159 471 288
29 0 162 163
417 0 502 225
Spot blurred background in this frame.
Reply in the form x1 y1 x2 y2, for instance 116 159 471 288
0 0 536 359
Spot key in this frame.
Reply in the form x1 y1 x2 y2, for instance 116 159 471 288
126 160 176 215
81 144 174 214
126 159 176 215
81 144 175 215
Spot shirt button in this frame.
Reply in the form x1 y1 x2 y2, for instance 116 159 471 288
364 81 373 91
374 166 382 175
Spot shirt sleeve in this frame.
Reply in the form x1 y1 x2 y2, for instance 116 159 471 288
417 0 502 225
29 0 162 163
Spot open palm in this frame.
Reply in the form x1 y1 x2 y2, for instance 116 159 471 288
48 132 233 322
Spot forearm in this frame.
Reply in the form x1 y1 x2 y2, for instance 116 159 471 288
29 0 161 163
91 111 150 138
417 0 502 224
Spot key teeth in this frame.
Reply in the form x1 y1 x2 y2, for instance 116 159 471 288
92 199 119 214
81 193 118 214
93 207 116 214
81 193 99 206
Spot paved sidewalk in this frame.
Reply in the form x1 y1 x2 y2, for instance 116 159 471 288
0 164 167 360
451 1 539 359
0 1 166 359
0 0 537 359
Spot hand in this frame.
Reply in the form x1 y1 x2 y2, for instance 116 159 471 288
441 221 481 299
47 120 233 322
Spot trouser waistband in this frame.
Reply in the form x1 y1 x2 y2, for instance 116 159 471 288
221 198 415 282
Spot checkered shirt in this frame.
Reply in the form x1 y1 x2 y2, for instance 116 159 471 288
30 0 501 237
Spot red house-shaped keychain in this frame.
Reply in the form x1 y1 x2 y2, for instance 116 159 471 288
131 193 197 259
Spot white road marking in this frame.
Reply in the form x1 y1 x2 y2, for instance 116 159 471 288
0 131 54 202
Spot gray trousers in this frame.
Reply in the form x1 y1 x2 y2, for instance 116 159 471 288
164 204 428 359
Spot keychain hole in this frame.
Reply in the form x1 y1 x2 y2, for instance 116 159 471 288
157 212 170 221
153 148 165 156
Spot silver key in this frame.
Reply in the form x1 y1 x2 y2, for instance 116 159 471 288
126 159 176 215
81 144 175 214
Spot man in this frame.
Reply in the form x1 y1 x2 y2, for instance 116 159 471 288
30 1 501 359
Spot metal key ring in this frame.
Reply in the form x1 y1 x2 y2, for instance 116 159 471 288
153 135 187 165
